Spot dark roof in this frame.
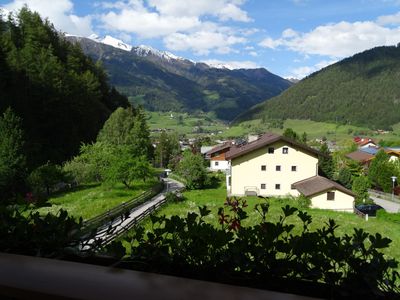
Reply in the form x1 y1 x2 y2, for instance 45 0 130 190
345 150 374 162
292 176 355 197
225 132 323 160
206 142 232 155
359 147 380 155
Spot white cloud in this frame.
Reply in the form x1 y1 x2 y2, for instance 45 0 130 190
164 30 246 55
377 11 400 25
288 59 337 79
201 59 259 69
249 51 258 57
100 10 200 38
147 0 251 22
260 20 400 58
2 0 93 36
97 0 251 55
258 37 282 49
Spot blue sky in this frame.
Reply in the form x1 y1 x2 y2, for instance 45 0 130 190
1 0 400 78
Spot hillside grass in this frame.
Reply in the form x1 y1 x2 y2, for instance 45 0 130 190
146 110 400 145
132 179 400 264
147 111 227 137
37 179 159 220
222 119 400 143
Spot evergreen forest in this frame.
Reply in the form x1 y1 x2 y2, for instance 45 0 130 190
238 45 400 130
0 7 129 169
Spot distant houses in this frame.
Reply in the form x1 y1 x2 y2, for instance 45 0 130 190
353 136 377 149
343 135 400 166
206 142 233 171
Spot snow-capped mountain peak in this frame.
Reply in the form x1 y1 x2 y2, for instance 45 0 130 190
133 44 184 61
87 34 132 51
101 35 132 51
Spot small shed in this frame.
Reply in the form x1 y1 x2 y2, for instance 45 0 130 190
292 176 355 212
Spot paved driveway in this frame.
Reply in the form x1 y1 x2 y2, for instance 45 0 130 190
369 195 400 213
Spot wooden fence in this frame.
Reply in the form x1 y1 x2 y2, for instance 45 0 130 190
81 182 164 233
77 180 184 253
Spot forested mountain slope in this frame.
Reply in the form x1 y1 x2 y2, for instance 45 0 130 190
68 36 292 121
0 8 128 166
237 45 400 129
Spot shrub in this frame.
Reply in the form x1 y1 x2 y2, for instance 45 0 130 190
108 198 400 297
165 191 184 203
0 206 82 257
297 194 311 209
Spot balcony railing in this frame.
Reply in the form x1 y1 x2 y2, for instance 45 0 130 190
0 252 320 300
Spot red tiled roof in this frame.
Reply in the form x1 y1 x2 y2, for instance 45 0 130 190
225 132 323 160
292 176 355 197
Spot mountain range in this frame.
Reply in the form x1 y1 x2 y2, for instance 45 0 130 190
237 45 400 130
66 35 292 121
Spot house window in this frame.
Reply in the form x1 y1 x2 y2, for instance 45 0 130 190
282 147 289 154
276 165 281 171
291 166 297 172
275 184 281 190
261 183 266 189
268 147 274 154
327 191 335 200
261 165 266 171
215 161 219 166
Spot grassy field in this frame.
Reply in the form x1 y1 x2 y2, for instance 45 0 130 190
132 180 400 263
147 111 227 137
146 110 400 145
37 179 159 220
222 119 400 143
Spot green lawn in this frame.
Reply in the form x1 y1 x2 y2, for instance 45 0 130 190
136 181 400 263
37 179 159 220
147 111 227 137
222 118 400 143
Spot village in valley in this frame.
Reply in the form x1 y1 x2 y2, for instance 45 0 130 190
3 3 400 299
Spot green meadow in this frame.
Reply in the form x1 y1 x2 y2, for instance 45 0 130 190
37 179 159 220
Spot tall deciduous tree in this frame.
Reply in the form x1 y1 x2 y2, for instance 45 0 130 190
352 175 371 204
177 151 207 189
97 106 153 159
103 147 152 189
155 131 180 168
368 150 397 192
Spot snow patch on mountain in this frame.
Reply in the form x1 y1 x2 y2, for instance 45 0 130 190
201 59 260 70
68 33 258 70
88 35 132 51
133 44 185 61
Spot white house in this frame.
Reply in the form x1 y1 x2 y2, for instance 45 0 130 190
225 132 355 211
206 143 232 172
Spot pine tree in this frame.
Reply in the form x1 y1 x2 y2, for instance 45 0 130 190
0 108 26 201
318 143 334 179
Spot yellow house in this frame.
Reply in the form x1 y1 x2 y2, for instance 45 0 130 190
225 132 355 211
292 176 355 212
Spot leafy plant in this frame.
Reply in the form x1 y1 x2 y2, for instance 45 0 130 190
108 197 400 297
0 206 82 257
297 194 311 209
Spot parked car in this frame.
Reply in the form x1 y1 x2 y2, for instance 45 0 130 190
355 204 384 217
